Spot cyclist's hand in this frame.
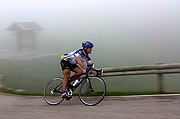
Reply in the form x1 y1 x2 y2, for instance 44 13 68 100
86 65 92 72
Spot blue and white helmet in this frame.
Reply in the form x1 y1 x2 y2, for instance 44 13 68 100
82 41 94 48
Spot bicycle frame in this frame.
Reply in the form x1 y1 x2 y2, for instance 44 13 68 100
52 69 101 95
43 68 105 106
68 73 90 92
67 68 102 93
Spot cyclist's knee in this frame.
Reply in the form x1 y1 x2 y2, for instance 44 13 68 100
77 69 83 74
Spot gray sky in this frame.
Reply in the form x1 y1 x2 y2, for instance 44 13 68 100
0 0 180 65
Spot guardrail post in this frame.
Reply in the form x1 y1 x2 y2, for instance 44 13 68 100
0 75 4 88
157 74 164 93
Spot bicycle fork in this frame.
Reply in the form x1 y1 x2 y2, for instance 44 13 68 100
86 78 94 92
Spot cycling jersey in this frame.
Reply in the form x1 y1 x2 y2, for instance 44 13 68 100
61 49 91 64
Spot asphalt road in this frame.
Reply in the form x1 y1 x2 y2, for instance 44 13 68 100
0 93 180 119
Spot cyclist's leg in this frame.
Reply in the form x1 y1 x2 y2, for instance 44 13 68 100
69 66 83 82
60 60 71 97
62 65 80 100
62 69 70 93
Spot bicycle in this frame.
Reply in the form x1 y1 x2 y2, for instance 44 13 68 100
43 67 106 106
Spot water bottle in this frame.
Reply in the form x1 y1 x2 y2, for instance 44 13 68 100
73 79 80 86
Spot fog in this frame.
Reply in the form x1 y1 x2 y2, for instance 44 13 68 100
1 0 180 66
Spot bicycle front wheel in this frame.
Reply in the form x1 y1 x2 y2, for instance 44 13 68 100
79 76 106 106
43 77 64 105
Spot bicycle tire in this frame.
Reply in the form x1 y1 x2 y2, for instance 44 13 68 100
78 76 106 106
43 77 64 105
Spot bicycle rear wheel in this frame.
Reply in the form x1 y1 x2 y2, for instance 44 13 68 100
78 76 106 106
43 77 64 105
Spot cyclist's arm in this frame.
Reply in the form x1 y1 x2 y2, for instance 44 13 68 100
86 61 97 76
76 56 86 70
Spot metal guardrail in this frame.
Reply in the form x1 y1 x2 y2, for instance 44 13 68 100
102 63 180 93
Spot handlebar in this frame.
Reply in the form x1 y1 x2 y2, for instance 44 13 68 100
86 63 103 76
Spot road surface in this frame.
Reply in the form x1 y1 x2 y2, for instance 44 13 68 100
0 93 179 119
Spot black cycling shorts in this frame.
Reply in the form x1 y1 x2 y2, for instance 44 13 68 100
60 60 78 71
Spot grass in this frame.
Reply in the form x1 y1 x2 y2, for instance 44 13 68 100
0 87 42 96
0 87 178 96
0 56 61 94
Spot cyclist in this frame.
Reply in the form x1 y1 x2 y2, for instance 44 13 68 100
60 41 97 98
